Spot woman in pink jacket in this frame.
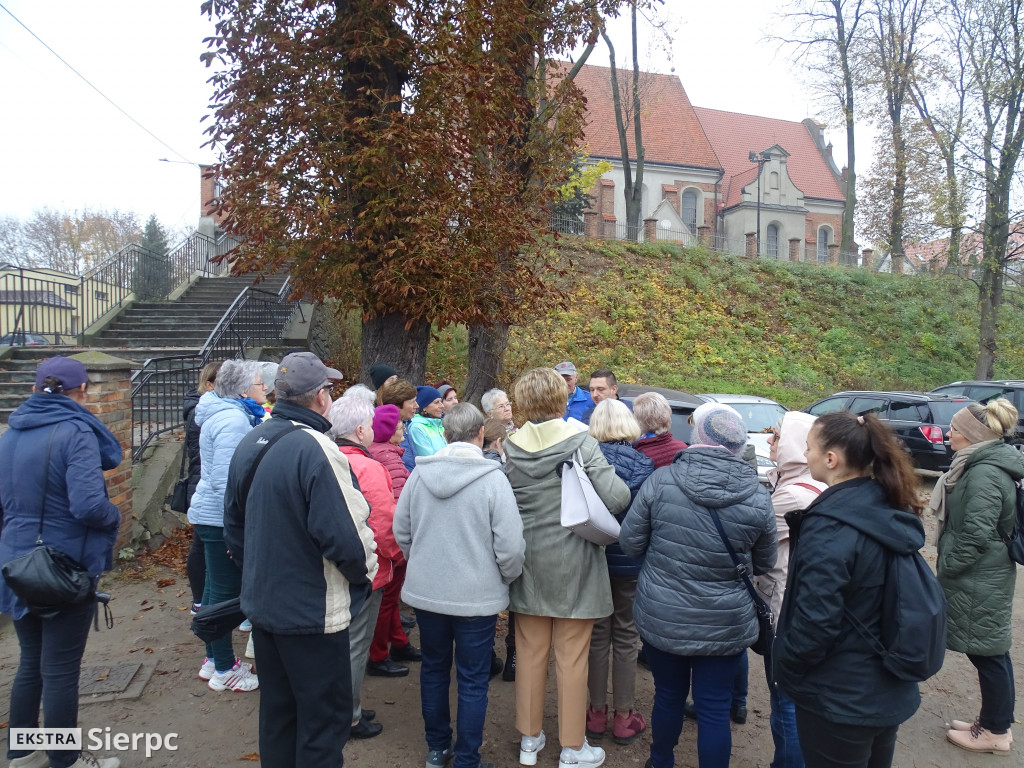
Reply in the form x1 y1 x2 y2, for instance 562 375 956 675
754 411 826 768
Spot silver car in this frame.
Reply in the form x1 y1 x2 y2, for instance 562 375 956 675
697 394 789 484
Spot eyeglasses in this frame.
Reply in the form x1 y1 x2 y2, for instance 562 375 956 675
494 402 512 410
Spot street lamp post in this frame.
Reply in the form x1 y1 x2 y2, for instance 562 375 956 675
748 149 771 256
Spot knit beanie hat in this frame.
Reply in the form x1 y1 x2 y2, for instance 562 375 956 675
370 363 398 390
372 404 401 443
692 402 747 455
416 385 443 412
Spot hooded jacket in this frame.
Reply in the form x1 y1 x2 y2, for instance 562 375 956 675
0 393 123 619
338 440 402 591
408 413 447 460
223 400 378 635
634 431 688 469
564 386 595 422
394 441 525 616
368 440 409 500
620 446 777 656
187 391 259 528
753 412 826 623
504 419 631 619
182 387 203 504
937 440 1024 655
598 441 655 578
773 477 923 727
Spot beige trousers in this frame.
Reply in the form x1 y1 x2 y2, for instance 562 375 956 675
515 613 595 749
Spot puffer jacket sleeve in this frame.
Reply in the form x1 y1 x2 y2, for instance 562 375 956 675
64 424 120 531
620 471 657 560
938 465 1010 579
774 514 858 680
578 436 631 514
490 474 526 584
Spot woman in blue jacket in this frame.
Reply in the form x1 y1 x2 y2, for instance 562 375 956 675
187 359 265 693
0 356 122 768
585 399 654 746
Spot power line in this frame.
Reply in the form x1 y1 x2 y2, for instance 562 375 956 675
0 2 197 166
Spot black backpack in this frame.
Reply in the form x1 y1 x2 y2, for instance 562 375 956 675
844 548 947 683
997 481 1024 566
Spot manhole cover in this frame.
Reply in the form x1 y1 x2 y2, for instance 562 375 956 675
79 663 141 695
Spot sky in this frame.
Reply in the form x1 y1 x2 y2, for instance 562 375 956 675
0 1 864 242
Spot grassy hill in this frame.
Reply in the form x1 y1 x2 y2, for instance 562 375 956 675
426 239 1024 409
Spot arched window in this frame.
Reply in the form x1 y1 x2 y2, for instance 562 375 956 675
681 190 698 233
766 224 779 258
817 226 830 264
769 171 780 190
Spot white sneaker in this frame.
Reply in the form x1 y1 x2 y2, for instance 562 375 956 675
9 750 48 768
198 657 216 680
208 661 258 692
519 731 546 766
558 741 605 768
68 753 121 768
245 634 255 658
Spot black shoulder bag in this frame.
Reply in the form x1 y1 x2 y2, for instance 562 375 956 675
706 506 774 655
2 426 98 619
169 443 189 513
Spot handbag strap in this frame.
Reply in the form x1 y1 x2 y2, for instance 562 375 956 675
35 426 60 545
176 438 188 482
706 505 770 613
793 482 823 495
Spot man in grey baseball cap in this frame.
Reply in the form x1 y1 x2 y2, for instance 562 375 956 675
555 361 593 422
224 351 375 768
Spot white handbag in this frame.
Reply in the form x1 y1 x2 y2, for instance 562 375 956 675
560 450 621 545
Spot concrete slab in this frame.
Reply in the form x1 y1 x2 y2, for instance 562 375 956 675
80 658 157 704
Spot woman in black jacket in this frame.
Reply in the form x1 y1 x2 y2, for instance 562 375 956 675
773 412 925 768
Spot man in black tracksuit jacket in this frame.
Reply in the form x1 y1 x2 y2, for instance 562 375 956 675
224 353 378 768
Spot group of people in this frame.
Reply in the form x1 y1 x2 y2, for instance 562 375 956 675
0 352 1020 768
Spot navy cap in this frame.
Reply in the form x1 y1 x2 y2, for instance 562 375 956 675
35 356 89 392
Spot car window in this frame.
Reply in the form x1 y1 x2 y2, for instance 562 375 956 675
967 386 1015 404
807 397 848 416
670 411 694 444
928 400 975 425
726 403 788 433
848 397 887 416
932 385 967 397
888 401 926 421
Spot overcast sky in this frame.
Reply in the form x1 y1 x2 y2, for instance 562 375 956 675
0 1 864 242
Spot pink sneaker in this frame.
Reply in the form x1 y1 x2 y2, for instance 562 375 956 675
613 711 647 745
585 706 607 740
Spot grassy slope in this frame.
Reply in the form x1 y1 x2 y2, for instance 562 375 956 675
428 239 1024 410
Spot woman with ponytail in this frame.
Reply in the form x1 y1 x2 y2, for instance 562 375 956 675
933 399 1022 756
773 412 925 768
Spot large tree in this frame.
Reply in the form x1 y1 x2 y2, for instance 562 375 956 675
203 0 613 387
16 207 140 274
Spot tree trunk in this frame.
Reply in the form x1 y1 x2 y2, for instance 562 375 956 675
975 267 1000 379
464 321 511 407
888 119 907 265
360 312 430 386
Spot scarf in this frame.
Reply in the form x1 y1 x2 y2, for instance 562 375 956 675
928 438 998 542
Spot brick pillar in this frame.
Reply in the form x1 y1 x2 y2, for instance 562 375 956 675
601 214 616 239
584 211 598 239
599 179 615 215
861 248 874 269
643 217 658 243
789 238 802 262
698 225 711 247
828 243 840 266
72 351 134 547
745 232 757 258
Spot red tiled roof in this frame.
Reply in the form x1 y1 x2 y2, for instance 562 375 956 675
694 107 845 206
570 63 721 170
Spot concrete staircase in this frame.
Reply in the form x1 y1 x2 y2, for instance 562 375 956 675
0 272 290 423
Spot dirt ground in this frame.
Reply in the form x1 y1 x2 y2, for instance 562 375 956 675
0 514 1022 768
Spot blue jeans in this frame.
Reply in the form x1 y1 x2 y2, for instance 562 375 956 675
732 650 748 707
415 609 497 768
764 651 803 768
646 644 743 768
195 524 242 671
9 600 95 768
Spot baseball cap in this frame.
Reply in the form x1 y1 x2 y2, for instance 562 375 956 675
554 361 577 376
35 356 89 392
275 352 343 398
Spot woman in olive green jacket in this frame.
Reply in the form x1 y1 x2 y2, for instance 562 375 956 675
504 367 631 768
933 399 1023 756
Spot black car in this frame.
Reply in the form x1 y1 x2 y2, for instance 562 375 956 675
929 380 1024 444
617 384 704 444
802 390 976 473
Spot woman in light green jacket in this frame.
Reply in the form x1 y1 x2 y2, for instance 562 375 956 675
504 367 630 768
933 398 1023 756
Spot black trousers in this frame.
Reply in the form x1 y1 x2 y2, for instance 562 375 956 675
252 627 352 768
967 652 1016 733
795 707 898 768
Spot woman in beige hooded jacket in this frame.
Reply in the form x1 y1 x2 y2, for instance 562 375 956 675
754 411 826 768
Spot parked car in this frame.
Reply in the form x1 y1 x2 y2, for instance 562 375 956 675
0 332 48 346
617 383 704 444
698 394 789 484
802 390 976 472
929 380 1024 444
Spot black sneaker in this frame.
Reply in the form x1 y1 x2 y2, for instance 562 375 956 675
425 747 454 768
366 658 409 677
350 719 383 739
731 705 747 725
502 650 516 682
391 643 422 662
490 651 503 678
361 709 376 722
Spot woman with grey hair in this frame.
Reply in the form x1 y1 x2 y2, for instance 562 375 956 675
633 392 688 469
188 358 266 692
329 396 403 740
482 388 516 435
